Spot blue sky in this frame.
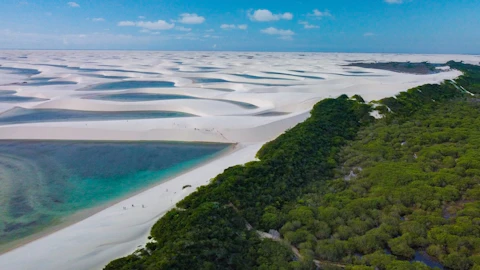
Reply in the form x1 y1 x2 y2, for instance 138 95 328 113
0 0 479 53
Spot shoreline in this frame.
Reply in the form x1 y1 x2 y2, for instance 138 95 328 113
0 142 236 256
0 52 475 270
0 142 260 270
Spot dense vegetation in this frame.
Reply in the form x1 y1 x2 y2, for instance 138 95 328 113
105 62 480 270
347 62 444 75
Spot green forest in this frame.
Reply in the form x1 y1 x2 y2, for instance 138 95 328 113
105 62 480 270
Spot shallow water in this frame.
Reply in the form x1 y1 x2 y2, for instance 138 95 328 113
190 78 230 83
264 72 324 80
0 90 18 96
84 74 131 80
38 64 160 75
347 71 371 74
0 140 229 247
84 93 258 109
87 93 197 102
178 67 221 73
412 251 444 269
0 107 194 125
254 111 289 116
0 67 40 76
0 91 48 103
85 81 176 91
0 95 47 103
232 74 293 80
24 80 77 86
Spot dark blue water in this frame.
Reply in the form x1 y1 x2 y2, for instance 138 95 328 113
232 74 293 80
412 251 444 269
0 91 48 103
24 79 77 86
0 107 195 125
190 78 230 83
84 81 176 91
296 75 325 79
0 90 17 95
39 64 105 72
0 140 229 247
248 83 293 87
87 93 197 102
37 64 160 75
264 72 324 80
0 95 47 103
347 71 372 74
196 67 220 70
328 73 386 77
254 111 289 116
84 74 131 80
0 67 41 76
84 93 258 109
208 88 235 92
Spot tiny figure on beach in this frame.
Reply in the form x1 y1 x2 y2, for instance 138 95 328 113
132 204 135 207
142 204 145 208
123 207 126 210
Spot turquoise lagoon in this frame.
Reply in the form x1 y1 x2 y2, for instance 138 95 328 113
85 81 176 91
0 140 229 248
0 107 195 125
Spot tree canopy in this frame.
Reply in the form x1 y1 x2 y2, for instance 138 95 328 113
105 62 480 270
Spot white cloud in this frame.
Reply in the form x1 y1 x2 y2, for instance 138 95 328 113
178 13 205 24
0 29 221 49
176 26 191 32
261 27 294 40
138 16 146 19
221 24 236 29
203 34 220 39
118 20 175 30
261 27 294 36
248 9 293 22
118 21 135 26
220 24 248 30
0 29 140 49
282 12 293 20
384 0 403 3
136 20 175 30
299 21 319 29
309 9 332 18
92 18 105 22
67 2 80 8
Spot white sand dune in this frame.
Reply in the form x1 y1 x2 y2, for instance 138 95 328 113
0 51 478 270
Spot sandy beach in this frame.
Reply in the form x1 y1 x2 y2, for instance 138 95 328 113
0 51 479 270
0 142 262 270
